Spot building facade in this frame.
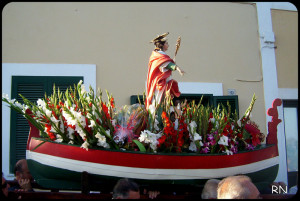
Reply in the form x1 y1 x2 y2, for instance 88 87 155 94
2 2 297 188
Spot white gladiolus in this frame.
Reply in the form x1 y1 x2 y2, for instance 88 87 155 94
80 84 87 94
218 135 229 146
189 141 197 152
10 99 16 104
224 149 233 155
86 96 91 103
138 132 148 142
14 102 23 109
174 119 179 130
59 118 64 133
88 120 96 128
188 121 197 133
45 109 52 117
37 99 46 108
35 110 42 118
148 104 156 117
139 130 162 152
21 105 29 113
50 126 56 133
76 128 86 140
193 133 202 141
237 119 241 127
95 133 110 148
154 118 159 131
215 121 219 129
67 127 74 139
55 134 63 143
81 141 89 151
50 116 60 124
2 93 9 100
86 113 92 118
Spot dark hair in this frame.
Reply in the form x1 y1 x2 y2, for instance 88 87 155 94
154 40 166 51
14 159 25 176
112 178 139 199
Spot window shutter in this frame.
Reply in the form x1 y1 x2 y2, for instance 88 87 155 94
130 95 144 105
174 94 213 106
213 95 239 117
10 77 47 173
9 76 83 173
130 94 214 106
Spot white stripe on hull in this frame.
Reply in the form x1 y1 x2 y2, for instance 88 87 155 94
26 150 279 180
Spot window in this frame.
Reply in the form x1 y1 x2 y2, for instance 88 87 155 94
283 100 298 188
9 76 83 173
130 94 239 117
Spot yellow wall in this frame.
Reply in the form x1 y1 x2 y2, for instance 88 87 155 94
3 2 267 132
271 9 298 88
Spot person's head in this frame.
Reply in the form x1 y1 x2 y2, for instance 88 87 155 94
217 175 261 199
112 178 140 199
14 159 33 182
201 179 220 199
2 173 10 198
151 32 169 52
154 40 169 52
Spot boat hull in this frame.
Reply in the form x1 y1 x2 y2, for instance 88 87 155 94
27 137 279 191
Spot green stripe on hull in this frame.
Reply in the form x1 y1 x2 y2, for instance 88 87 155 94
27 159 278 191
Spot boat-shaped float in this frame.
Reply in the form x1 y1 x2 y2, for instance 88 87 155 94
26 99 282 191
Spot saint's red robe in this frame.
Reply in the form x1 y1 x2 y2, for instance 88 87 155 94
146 51 181 109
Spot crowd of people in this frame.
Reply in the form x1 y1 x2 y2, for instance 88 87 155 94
2 159 297 199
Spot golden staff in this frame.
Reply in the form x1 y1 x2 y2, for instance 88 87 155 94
173 36 181 62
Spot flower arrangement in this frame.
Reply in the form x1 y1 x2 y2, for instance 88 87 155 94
2 81 265 154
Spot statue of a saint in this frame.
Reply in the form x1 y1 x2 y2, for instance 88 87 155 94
146 32 185 110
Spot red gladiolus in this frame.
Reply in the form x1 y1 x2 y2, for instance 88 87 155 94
84 118 92 135
48 133 56 141
102 103 111 119
45 124 56 141
68 124 76 130
157 135 167 147
251 135 260 146
245 123 261 146
110 97 115 108
161 111 167 119
96 119 101 125
52 111 59 120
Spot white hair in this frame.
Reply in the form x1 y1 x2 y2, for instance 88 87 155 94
201 179 221 199
217 175 253 199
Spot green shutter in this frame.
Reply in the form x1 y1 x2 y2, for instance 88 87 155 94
130 94 214 106
213 95 239 117
174 94 213 107
9 76 83 173
130 95 144 105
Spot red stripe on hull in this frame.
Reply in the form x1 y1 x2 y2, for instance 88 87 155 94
29 138 278 169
